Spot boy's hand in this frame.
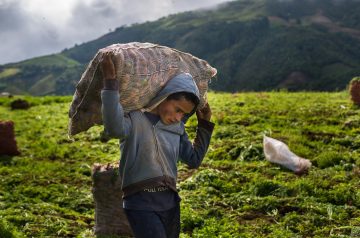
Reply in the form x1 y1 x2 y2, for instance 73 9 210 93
101 53 116 80
196 103 212 122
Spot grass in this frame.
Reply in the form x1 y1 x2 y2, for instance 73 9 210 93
0 91 359 237
0 68 21 79
28 75 56 96
18 54 80 67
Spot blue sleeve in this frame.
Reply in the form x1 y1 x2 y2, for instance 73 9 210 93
101 90 132 139
179 119 215 169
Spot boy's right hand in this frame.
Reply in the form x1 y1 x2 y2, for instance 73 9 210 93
196 103 212 122
101 53 116 80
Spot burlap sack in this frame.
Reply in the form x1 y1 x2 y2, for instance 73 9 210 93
349 79 360 105
0 121 20 156
68 42 217 136
92 163 133 237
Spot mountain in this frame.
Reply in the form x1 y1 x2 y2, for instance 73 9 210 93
1 0 360 95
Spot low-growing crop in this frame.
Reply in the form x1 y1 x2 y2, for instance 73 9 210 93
0 92 359 237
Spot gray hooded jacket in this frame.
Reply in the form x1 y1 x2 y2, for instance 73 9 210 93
101 73 214 196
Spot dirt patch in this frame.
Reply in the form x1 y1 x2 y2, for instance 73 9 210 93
178 168 196 181
302 130 337 142
268 16 289 26
280 71 311 89
308 11 360 40
237 211 276 225
270 10 360 40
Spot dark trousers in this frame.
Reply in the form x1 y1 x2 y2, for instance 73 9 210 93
124 204 180 238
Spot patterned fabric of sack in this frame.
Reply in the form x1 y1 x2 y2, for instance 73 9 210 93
92 163 133 236
68 42 217 136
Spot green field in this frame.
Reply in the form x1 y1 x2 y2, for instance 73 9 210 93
0 92 359 237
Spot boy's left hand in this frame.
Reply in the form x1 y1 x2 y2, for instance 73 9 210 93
196 103 212 122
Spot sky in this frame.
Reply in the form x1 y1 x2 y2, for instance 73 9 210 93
0 0 232 65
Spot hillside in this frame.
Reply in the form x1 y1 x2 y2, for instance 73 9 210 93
0 92 359 237
0 0 360 95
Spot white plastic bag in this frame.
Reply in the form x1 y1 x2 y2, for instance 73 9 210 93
263 136 311 174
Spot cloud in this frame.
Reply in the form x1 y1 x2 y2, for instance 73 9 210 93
0 0 231 64
0 1 25 32
0 0 64 64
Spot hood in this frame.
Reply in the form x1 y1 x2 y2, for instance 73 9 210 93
145 73 200 112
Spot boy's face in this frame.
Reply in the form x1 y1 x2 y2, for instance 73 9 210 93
157 97 195 125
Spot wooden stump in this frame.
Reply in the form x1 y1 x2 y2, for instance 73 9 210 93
92 163 133 237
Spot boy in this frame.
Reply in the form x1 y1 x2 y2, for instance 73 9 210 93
101 54 214 238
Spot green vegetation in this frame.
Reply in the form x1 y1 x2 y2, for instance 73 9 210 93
1 0 360 95
28 75 56 95
0 68 20 80
0 92 359 237
18 54 81 68
351 76 360 83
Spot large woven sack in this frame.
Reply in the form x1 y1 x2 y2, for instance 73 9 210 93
92 163 133 237
0 120 20 156
68 42 217 136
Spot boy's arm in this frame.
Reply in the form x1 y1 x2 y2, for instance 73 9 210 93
101 54 132 139
179 103 214 168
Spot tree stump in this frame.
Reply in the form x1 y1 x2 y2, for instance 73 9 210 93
92 163 133 237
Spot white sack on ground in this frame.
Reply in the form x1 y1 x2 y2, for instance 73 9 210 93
263 136 311 174
68 42 217 136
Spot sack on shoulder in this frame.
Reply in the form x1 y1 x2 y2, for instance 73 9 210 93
68 42 217 136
